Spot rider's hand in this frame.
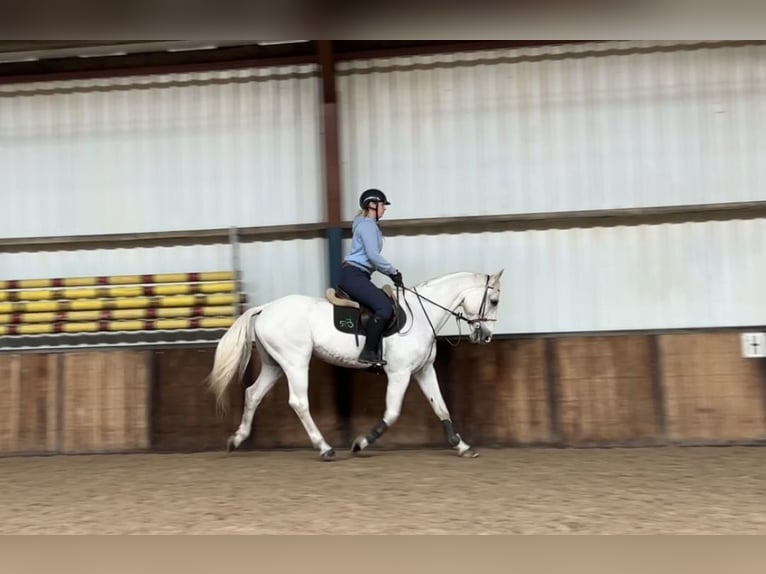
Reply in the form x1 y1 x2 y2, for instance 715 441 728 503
390 271 404 287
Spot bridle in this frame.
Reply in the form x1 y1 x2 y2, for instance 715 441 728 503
392 274 498 348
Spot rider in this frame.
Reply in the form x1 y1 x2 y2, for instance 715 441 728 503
339 188 404 366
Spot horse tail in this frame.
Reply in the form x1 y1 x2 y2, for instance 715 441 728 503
206 304 265 413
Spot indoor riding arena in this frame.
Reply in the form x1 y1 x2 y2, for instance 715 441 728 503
2 40 766 535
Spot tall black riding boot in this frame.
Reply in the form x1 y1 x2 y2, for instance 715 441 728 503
358 316 387 366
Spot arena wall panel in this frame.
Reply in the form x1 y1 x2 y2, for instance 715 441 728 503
551 335 659 445
60 350 150 452
449 339 552 446
0 353 59 454
659 333 766 442
0 332 764 456
150 347 244 451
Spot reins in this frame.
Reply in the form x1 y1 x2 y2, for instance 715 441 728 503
392 274 497 348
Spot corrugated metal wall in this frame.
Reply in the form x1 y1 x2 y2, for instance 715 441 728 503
0 63 325 306
337 41 766 220
3 41 765 335
336 40 766 334
0 64 322 238
356 217 766 335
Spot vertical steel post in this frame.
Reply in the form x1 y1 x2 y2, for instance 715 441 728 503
317 41 352 444
229 226 242 318
317 41 342 289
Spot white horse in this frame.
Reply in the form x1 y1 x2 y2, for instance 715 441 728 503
206 269 504 461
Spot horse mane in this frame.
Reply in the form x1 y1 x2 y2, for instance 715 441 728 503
416 271 483 289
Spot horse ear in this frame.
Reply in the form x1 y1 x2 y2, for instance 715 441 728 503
490 268 504 288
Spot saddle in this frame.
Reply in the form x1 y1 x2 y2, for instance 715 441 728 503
325 283 407 342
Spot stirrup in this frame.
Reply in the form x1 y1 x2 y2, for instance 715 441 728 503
359 357 387 366
358 351 386 366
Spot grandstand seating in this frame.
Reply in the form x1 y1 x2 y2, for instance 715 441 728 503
0 271 246 338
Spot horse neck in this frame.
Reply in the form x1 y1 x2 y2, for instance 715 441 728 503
407 272 481 333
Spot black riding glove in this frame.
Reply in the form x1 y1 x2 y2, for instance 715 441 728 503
390 271 404 287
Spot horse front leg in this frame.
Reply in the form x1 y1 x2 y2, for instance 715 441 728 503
413 362 478 457
351 370 411 455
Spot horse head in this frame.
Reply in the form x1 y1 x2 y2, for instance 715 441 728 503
461 269 503 344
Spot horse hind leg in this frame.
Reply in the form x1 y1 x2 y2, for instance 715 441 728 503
283 365 336 461
252 311 335 461
226 344 282 453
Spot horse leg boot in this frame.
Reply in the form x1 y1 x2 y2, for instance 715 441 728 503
358 315 387 366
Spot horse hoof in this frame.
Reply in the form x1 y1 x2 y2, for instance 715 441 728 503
320 448 336 462
226 436 237 454
459 447 479 458
351 435 367 455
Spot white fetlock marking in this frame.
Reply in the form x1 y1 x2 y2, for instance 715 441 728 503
358 437 369 450
456 441 470 455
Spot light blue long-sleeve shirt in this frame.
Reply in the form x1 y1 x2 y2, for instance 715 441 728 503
344 215 397 276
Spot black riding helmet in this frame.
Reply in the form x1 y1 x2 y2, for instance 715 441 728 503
359 188 391 210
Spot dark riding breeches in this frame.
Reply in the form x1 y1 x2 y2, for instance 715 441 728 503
338 264 393 322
